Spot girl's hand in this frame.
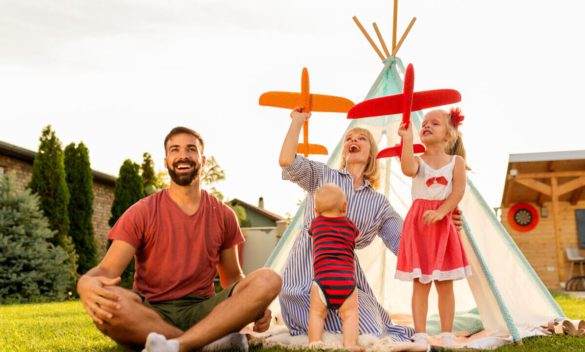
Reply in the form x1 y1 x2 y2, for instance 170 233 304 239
290 107 311 124
423 210 445 224
397 121 412 140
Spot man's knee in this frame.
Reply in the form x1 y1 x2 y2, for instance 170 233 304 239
239 268 282 301
252 268 282 298
98 287 147 332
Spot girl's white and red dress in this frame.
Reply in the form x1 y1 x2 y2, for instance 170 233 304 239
395 156 472 283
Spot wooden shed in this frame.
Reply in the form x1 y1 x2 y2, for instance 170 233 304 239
500 150 585 288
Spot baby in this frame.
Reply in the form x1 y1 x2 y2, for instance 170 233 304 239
308 183 361 349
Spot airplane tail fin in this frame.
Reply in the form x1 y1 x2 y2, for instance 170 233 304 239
297 143 328 157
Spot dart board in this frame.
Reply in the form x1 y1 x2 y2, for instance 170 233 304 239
508 203 539 232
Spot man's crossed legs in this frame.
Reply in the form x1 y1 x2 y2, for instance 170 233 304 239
95 269 281 351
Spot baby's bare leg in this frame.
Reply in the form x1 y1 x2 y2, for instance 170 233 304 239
308 284 328 343
338 289 362 349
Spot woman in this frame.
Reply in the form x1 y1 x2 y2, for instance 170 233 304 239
278 108 414 341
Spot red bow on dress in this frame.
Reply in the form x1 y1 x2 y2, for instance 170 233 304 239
426 176 448 187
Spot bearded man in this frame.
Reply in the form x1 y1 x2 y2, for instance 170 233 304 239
77 127 281 351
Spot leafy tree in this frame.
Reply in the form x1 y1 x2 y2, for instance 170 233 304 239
201 156 226 201
0 173 71 303
201 156 225 185
109 159 144 288
142 152 157 196
200 156 249 226
229 203 250 227
64 142 97 275
154 170 169 189
28 125 78 283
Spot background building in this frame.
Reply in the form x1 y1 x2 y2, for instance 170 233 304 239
500 150 585 288
0 140 115 255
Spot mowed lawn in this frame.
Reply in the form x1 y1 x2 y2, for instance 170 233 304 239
0 292 584 352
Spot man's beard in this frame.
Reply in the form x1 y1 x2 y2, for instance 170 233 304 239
167 159 201 186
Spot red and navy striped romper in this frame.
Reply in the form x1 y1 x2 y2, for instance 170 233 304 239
309 215 360 310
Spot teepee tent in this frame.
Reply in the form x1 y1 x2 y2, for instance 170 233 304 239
264 2 564 348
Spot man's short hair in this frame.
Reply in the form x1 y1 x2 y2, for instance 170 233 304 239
164 127 205 154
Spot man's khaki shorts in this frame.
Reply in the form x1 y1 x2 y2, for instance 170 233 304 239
140 283 237 331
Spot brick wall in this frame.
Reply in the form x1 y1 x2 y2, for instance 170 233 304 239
93 182 115 257
0 153 115 258
0 155 32 191
502 200 585 288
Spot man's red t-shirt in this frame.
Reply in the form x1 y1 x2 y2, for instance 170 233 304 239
108 189 245 302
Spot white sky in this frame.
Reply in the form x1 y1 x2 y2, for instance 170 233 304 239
1 0 584 217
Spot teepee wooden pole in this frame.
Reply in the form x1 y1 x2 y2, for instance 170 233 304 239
373 22 390 58
392 0 398 51
392 17 416 57
352 16 386 61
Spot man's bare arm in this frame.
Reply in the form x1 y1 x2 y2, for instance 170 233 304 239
217 245 245 289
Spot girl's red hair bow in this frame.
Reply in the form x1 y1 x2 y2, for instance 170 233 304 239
450 108 464 128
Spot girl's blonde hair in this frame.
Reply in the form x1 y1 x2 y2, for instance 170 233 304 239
339 127 381 189
439 108 469 169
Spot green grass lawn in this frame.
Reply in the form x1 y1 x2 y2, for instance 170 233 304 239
1 292 584 352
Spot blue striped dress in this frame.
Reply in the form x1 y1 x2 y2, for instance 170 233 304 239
280 155 414 340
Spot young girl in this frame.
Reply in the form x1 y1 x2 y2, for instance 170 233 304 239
394 108 471 348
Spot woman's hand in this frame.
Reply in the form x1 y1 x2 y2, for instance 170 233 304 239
290 107 311 124
452 208 463 231
280 107 310 167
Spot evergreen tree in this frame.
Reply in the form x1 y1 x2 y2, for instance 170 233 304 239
141 152 157 196
28 125 78 282
64 142 97 275
0 173 71 303
29 125 71 246
109 159 144 288
110 159 144 227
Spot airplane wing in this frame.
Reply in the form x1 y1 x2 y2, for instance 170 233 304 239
311 94 355 113
347 89 461 119
377 143 426 159
259 92 302 109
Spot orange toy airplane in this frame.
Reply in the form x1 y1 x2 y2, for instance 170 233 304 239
259 68 354 156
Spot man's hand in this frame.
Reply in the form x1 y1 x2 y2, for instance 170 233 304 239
77 276 121 324
253 309 272 332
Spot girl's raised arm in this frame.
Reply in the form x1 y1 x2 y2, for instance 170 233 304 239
399 122 419 177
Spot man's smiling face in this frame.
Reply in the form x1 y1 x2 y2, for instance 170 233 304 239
164 133 205 186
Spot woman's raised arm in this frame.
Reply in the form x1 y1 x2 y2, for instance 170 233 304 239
279 107 310 167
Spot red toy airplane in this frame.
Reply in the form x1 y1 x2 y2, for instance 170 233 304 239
259 68 354 157
347 64 461 159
